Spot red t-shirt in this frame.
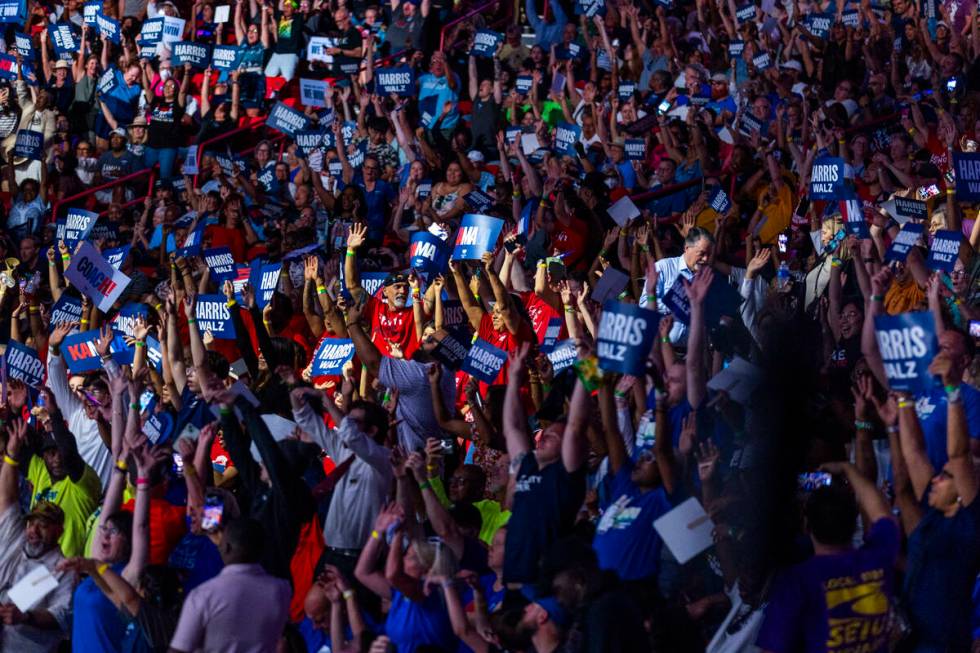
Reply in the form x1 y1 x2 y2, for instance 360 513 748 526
521 292 567 346
121 496 187 565
551 215 589 269
205 225 247 262
476 312 535 385
365 295 418 359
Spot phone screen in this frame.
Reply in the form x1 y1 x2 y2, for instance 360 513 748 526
947 78 958 92
798 472 833 491
658 100 671 115
778 233 788 253
970 320 980 338
172 452 184 477
202 495 224 532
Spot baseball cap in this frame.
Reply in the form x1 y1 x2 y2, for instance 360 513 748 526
781 60 803 72
383 272 408 287
38 432 59 452
467 150 485 163
710 73 729 83
521 587 572 628
26 501 65 526
110 127 127 138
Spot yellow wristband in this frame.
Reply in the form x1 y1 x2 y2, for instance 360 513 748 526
3 454 18 467
226 300 237 308
96 563 109 576
115 459 128 472
371 529 381 540
342 589 354 601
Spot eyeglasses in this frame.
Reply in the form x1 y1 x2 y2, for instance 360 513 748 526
99 524 121 536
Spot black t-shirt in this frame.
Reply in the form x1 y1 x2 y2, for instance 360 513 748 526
329 25 363 76
274 14 305 55
470 97 499 156
147 98 184 149
503 453 586 584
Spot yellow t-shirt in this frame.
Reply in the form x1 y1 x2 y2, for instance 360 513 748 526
475 499 510 546
28 455 101 557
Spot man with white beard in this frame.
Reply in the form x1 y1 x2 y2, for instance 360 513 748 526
0 421 74 652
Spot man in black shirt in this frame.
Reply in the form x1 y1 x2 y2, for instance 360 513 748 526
326 7 363 77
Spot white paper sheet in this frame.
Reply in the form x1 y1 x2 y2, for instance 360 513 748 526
653 497 714 564
8 565 59 613
607 195 640 227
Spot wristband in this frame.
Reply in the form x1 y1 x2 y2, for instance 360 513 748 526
3 454 18 467
830 258 842 268
886 424 899 434
897 399 913 409
48 261 57 268
641 245 650 253
316 285 327 295
61 255 70 262
187 318 197 324
96 563 109 576
218 406 232 416
948 387 962 403
153 304 162 312
564 307 576 314
945 384 960 394
342 589 354 601
871 294 885 302
660 337 670 343
28 306 39 313
134 341 145 348
947 188 955 195
80 318 89 326
614 389 626 398
907 128 916 135
371 529 381 540
346 249 356 258
226 300 237 308
130 402 140 410
419 480 432 492
644 294 657 304
115 459 128 472
854 419 873 430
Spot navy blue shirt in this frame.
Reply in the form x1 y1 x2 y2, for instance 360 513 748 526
916 383 980 471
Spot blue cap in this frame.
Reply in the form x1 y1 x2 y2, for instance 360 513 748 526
521 587 572 628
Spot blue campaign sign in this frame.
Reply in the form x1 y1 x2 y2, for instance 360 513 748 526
113 303 149 337
145 335 163 372
361 272 388 297
596 301 660 375
470 29 502 57
49 24 78 58
13 129 43 160
171 41 211 68
728 40 744 58
842 8 860 26
752 52 772 70
49 295 83 332
251 262 281 309
708 186 732 214
953 152 980 201
194 294 235 339
0 0 25 23
554 121 581 157
618 81 637 101
140 17 164 43
840 198 869 238
874 311 938 396
886 223 924 262
804 12 832 38
452 214 504 261
547 339 577 373
540 317 562 353
464 189 494 213
144 411 174 445
625 138 644 161
663 281 692 324
89 218 119 242
311 337 356 375
419 95 438 128
409 231 449 278
4 341 44 387
267 101 311 136
282 242 321 261
927 229 962 272
810 156 847 200
556 42 582 60
14 32 35 61
83 0 100 23
97 68 117 96
516 75 533 94
61 329 103 373
735 3 756 21
461 338 508 384
110 332 135 365
58 208 98 248
0 54 15 81
103 244 131 270
204 246 237 281
375 66 415 97
148 224 177 253
96 10 121 43
211 45 242 71
295 128 327 156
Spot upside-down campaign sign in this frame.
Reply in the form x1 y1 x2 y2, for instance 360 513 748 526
4 341 43 387
65 242 131 312
195 295 235 339
461 338 507 384
311 338 356 375
49 295 82 332
452 214 504 261
874 311 938 396
597 301 659 375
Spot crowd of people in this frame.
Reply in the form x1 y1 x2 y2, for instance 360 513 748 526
2 0 980 650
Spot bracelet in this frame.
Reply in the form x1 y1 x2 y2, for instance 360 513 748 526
80 318 89 325
907 128 916 135
945 384 960 394
419 480 432 491
948 387 962 403
897 399 913 409
153 303 162 312
134 341 145 348
218 406 232 416
316 285 327 295
130 402 140 410
641 245 650 253
854 419 873 430
660 337 670 343
830 258 842 268
614 389 626 398
371 529 381 540
226 300 237 308
3 454 18 467
886 424 899 434
135 477 150 486
187 318 197 324
342 589 354 601
61 254 70 262
115 459 128 472
871 294 884 303
28 306 39 313
345 249 356 258
645 294 657 303
96 563 109 576
564 307 576 314
48 261 57 268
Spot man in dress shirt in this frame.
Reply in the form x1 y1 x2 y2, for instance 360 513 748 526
641 227 715 345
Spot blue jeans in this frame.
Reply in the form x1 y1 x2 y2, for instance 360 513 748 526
144 146 177 179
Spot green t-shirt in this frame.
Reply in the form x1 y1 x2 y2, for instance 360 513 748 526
28 455 101 557
474 499 510 546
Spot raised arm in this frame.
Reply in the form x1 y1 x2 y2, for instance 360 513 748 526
503 343 533 459
931 352 979 506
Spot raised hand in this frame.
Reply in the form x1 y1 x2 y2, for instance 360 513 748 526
683 268 713 306
695 439 720 481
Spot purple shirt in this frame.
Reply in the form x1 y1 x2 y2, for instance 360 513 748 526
170 563 291 653
756 518 900 653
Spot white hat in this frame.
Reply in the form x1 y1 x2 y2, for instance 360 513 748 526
781 60 803 72
467 150 485 163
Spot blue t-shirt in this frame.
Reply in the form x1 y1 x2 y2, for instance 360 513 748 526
102 68 142 125
72 562 128 652
916 383 980 471
418 73 460 131
341 176 396 241
385 588 456 653
644 186 690 218
615 160 637 191
756 518 901 653
593 462 673 581
168 532 224 593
